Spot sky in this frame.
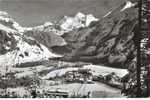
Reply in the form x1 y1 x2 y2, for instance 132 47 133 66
0 0 124 26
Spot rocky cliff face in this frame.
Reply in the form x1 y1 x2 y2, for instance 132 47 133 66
55 1 138 68
24 30 67 50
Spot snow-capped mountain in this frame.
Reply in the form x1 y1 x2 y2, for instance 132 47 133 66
0 10 99 73
0 11 62 68
0 0 138 69
22 12 98 54
23 12 98 36
103 0 136 18
23 22 64 36
0 1 136 95
59 12 98 32
0 11 24 33
0 11 98 67
120 0 135 12
56 0 138 68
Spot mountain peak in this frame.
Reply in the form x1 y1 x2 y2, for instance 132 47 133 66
0 10 63 67
75 12 86 20
60 0 138 68
0 10 25 33
121 0 136 11
60 12 98 32
0 11 9 17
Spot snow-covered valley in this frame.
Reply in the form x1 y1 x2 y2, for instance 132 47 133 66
0 60 127 97
0 0 139 98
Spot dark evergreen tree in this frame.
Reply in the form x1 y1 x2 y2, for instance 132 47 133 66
122 0 150 97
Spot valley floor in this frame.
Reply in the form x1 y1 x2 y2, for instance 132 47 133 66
0 82 124 98
40 82 124 98
0 60 127 98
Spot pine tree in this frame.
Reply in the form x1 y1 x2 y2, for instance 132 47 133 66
141 0 150 97
122 0 150 97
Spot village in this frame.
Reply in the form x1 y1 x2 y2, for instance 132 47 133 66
0 64 124 98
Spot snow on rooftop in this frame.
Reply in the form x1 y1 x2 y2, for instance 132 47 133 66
83 64 128 77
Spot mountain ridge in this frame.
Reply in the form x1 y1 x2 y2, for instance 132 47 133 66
0 0 138 70
54 1 138 68
0 11 62 68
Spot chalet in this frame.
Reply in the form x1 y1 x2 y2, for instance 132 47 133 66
64 69 93 83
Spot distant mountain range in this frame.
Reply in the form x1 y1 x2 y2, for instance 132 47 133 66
0 1 140 90
0 0 140 69
0 0 125 26
52 0 138 68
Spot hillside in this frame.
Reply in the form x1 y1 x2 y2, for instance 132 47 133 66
53 1 138 68
0 11 61 69
0 0 140 98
